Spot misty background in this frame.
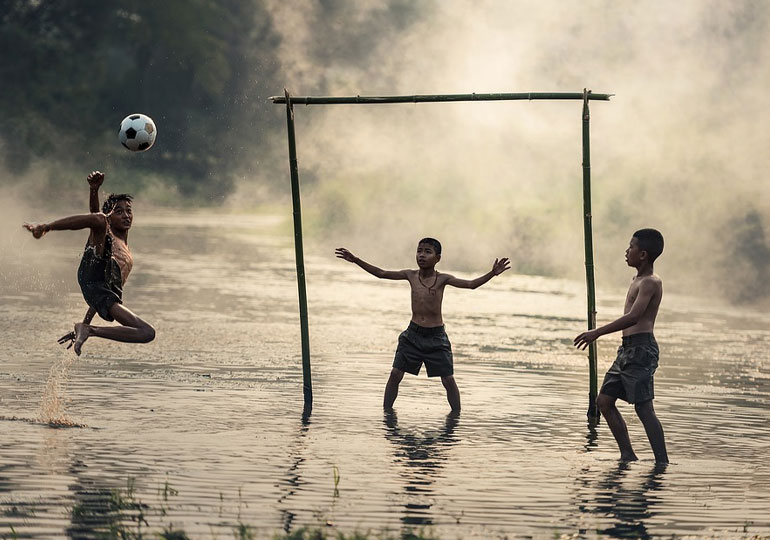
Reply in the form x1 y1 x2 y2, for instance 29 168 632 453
2 0 769 304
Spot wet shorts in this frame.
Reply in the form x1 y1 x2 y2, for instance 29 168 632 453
600 333 659 404
393 321 453 377
79 282 122 322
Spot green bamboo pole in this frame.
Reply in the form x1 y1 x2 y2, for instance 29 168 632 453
284 88 313 414
582 89 599 422
270 92 612 105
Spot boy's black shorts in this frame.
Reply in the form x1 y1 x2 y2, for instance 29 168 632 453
600 333 659 404
393 321 454 377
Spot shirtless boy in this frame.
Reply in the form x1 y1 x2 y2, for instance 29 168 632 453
23 171 155 356
574 228 668 464
336 238 509 412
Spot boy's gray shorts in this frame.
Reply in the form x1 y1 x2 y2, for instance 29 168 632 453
600 333 659 404
393 321 454 377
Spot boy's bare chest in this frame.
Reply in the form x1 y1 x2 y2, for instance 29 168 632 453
409 275 444 308
111 239 134 279
624 281 643 313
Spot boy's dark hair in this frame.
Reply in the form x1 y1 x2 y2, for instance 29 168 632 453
103 193 133 214
418 237 442 255
633 228 664 262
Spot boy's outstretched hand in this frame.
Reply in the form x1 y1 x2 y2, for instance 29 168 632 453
574 329 600 350
492 257 511 275
87 171 105 189
335 247 356 262
23 223 47 239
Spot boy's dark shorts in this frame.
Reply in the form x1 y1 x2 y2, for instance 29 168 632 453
393 322 453 377
79 282 122 322
600 333 659 404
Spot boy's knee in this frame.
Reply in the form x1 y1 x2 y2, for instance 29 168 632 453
596 393 615 414
139 323 155 343
634 400 653 416
441 375 456 387
388 368 405 382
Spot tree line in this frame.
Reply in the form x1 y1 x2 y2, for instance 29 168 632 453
1 0 282 199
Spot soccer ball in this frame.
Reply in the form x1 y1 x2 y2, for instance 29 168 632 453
118 113 157 152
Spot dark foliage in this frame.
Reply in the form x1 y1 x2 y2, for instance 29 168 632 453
0 0 281 198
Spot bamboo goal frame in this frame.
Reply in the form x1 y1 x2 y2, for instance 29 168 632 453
270 89 612 420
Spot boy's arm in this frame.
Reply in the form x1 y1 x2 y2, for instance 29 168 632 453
574 279 659 349
335 248 408 280
23 213 107 239
445 258 510 289
82 307 96 324
87 171 105 213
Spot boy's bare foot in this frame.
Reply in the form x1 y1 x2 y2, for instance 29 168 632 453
620 453 639 462
73 323 91 356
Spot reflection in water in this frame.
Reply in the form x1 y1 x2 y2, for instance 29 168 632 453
277 412 311 533
584 421 599 452
576 462 668 539
383 410 460 527
67 481 146 540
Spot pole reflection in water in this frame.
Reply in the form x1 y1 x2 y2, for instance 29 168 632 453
382 410 460 527
277 411 311 533
575 461 668 539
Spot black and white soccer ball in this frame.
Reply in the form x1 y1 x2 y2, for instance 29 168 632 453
118 113 157 152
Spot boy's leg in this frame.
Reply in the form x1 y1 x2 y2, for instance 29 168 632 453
634 400 668 464
596 392 637 462
73 303 155 355
441 375 461 412
384 367 405 410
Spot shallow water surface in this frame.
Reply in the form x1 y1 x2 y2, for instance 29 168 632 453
1 212 769 539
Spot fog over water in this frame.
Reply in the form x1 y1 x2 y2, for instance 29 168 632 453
3 3 770 310
244 0 770 304
3 1 769 303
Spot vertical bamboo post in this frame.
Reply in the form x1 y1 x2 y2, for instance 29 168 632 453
284 88 313 414
582 89 599 422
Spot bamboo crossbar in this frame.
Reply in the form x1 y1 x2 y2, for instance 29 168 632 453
270 92 612 105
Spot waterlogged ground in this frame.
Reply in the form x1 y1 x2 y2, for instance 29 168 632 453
1 212 769 539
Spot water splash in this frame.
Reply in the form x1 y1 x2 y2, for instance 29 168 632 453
37 351 84 428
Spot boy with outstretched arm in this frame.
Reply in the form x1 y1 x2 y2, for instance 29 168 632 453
23 170 155 356
336 238 509 412
574 228 668 464
58 171 108 337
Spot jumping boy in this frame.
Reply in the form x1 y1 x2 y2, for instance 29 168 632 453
336 239 509 412
23 171 155 356
574 228 668 464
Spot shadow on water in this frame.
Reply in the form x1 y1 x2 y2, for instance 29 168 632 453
576 462 669 539
382 410 460 528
